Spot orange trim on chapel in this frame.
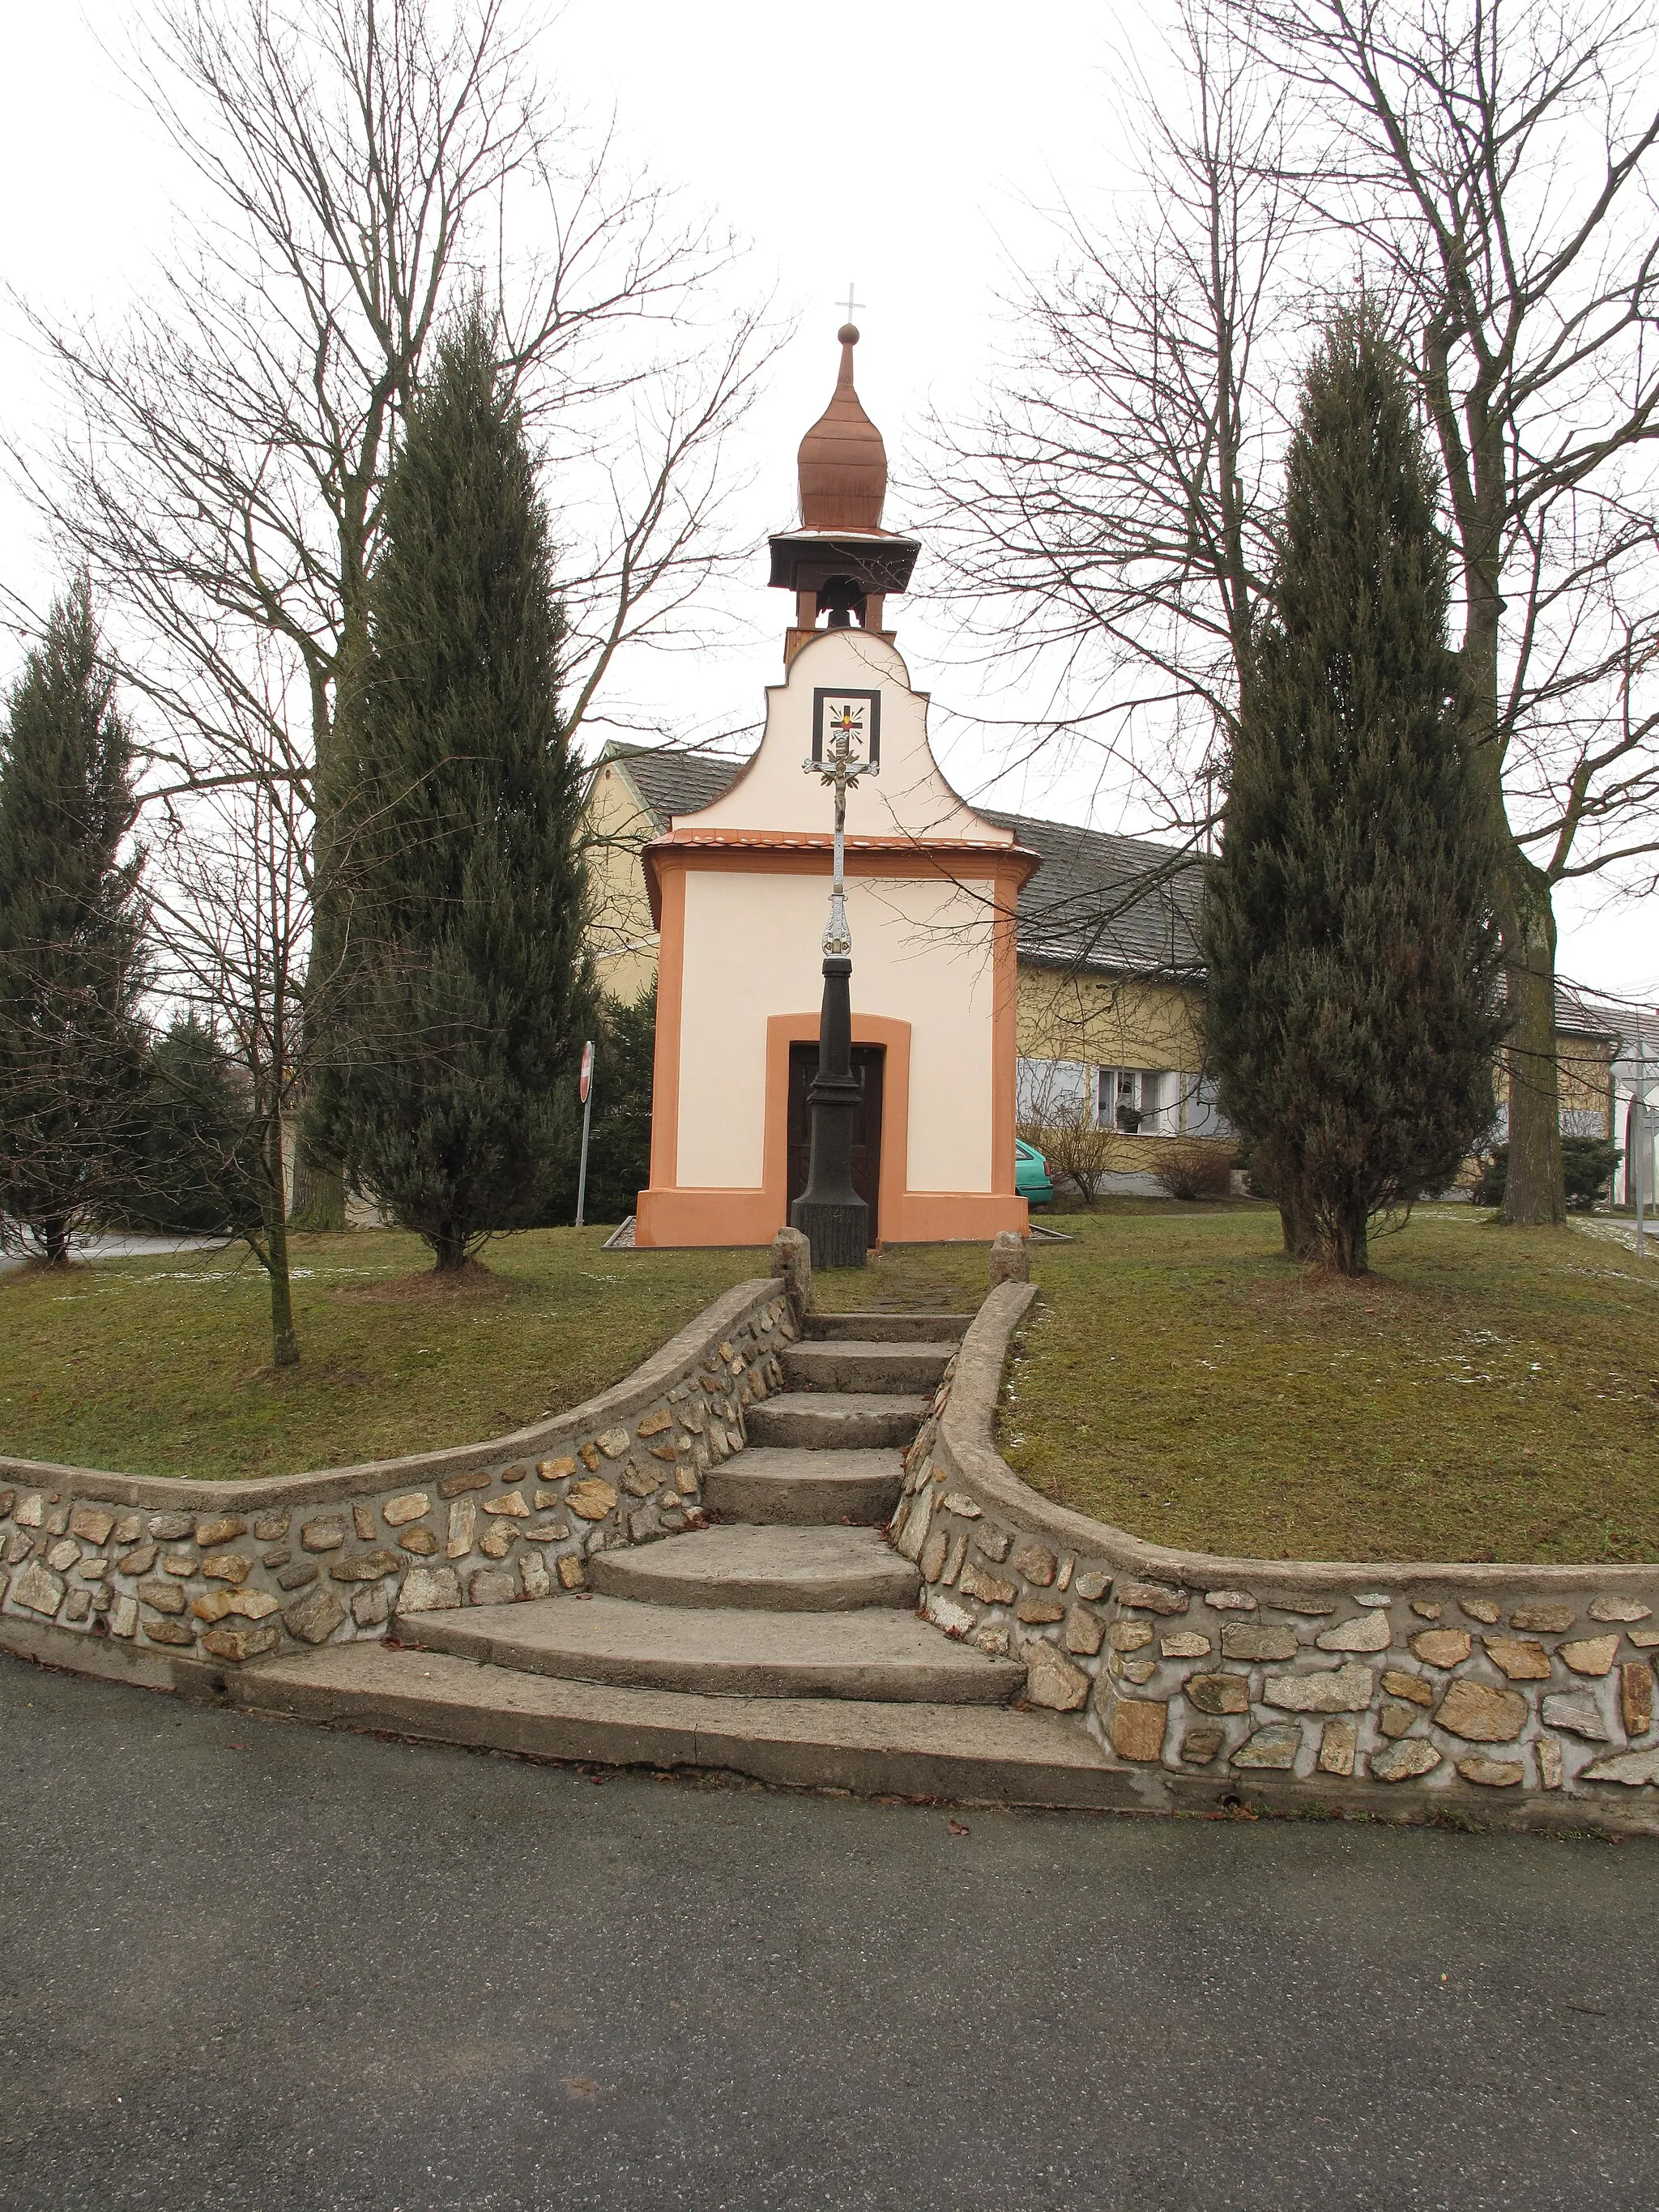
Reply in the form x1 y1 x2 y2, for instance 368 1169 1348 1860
639 834 1038 931
645 863 686 1194
633 842 1031 1249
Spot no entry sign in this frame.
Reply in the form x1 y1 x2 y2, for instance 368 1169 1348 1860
578 1039 595 1104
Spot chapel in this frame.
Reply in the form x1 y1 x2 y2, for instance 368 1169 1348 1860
632 325 1038 1249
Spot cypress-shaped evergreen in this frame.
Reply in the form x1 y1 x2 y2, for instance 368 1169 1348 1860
1201 305 1504 1274
0 580 147 1263
319 311 589 1268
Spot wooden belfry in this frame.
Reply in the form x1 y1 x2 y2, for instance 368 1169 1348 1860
768 322 919 668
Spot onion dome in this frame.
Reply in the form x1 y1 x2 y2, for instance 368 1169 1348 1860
796 325 887 532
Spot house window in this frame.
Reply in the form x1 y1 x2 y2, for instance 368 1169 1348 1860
1017 1057 1089 1124
1099 1068 1175 1134
1099 1068 1138 1132
1561 1106 1609 1138
1182 1074 1234 1140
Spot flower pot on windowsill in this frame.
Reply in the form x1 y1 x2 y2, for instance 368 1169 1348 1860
1115 1106 1143 1134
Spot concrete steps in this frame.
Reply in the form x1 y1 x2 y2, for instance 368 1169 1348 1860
745 1392 929 1451
781 1339 957 1395
803 1312 971 1344
393 1592 1023 1703
230 1641 1128 1809
232 1291 1039 1805
703 1446 900 1527
588 1524 919 1612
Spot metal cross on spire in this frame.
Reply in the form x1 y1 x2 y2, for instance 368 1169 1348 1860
839 281 864 323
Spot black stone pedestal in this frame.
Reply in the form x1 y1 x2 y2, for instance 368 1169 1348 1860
790 954 868 1269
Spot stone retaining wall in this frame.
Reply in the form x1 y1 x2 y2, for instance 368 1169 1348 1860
0 1281 796 1684
893 1283 1659 1825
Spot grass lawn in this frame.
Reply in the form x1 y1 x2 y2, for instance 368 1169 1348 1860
9 1209 1655 1562
1004 1203 1659 1565
812 1241 990 1314
0 1230 757 1481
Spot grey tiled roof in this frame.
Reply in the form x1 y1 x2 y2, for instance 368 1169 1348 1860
600 745 1642 1018
1554 984 1657 1051
981 808 1205 981
612 745 749 822
600 743 1205 982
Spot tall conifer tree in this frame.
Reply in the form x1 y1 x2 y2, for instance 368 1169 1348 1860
1201 305 1503 1274
320 312 589 1268
0 580 147 1263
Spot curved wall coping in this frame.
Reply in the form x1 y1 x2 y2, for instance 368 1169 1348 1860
940 1283 1657 1595
0 1279 779 1512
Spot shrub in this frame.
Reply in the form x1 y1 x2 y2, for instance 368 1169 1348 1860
1017 1101 1112 1204
1153 1143 1235 1201
1474 1138 1619 1212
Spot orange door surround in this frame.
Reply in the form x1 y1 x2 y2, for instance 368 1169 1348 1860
636 1008 1028 1248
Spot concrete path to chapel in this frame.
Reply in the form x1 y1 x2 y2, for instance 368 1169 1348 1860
2 1656 1653 2212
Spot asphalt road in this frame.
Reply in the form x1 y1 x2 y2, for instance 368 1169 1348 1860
2 1655 1656 2212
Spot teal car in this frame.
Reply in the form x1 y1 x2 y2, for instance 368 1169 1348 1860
1015 1138 1053 1208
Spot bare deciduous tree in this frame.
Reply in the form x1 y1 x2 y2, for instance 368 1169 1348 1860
933 0 1659 1228
12 0 774 1224
1238 0 1659 1223
145 686 318 1368
923 1 1305 840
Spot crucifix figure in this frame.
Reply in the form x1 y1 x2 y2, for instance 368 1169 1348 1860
791 706 879 1265
807 705 876 957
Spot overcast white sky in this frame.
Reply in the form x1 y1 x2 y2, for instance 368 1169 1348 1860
2 0 1653 1005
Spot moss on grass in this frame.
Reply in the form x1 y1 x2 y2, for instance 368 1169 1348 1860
1004 1204 1659 1566
0 1230 756 1481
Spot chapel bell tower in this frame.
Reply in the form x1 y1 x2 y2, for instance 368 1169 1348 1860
768 324 920 664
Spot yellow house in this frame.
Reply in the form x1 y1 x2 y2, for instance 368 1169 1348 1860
586 750 1619 1202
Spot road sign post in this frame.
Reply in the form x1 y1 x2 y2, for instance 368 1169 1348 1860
575 1039 595 1228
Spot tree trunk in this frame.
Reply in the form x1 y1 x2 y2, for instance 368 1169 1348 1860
1328 1202 1368 1276
267 1218 301 1368
1277 1183 1320 1261
1495 859 1566 1226
41 1217 70 1267
288 656 348 1235
1454 467 1564 1225
262 1123 300 1367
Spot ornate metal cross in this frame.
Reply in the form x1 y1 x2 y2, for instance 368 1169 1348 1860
804 713 877 957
